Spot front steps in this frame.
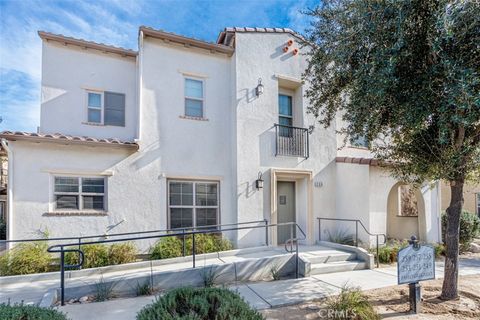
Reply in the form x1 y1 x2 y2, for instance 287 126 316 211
299 247 369 276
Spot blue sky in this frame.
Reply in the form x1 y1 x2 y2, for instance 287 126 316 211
0 0 317 132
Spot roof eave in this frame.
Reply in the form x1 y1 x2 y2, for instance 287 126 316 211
38 31 138 58
0 134 139 150
140 26 234 56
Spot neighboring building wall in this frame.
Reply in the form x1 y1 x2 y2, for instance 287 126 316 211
40 41 137 141
441 181 480 215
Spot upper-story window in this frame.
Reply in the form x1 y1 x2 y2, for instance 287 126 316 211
184 78 204 118
350 135 369 148
279 94 293 137
86 90 125 126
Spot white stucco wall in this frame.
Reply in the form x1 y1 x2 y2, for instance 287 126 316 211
232 32 337 246
40 42 137 141
8 141 162 251
139 37 237 242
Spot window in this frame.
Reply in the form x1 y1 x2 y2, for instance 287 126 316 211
87 92 102 123
54 176 106 211
168 180 218 229
279 94 293 137
86 91 125 126
350 135 369 148
184 78 204 117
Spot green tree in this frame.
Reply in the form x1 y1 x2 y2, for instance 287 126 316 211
303 0 479 300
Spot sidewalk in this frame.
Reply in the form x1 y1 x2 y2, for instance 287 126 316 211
60 257 480 320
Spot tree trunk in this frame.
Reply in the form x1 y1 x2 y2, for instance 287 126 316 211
440 181 464 300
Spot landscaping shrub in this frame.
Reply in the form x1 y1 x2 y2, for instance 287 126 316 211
150 236 183 260
326 286 379 320
136 287 263 320
327 229 356 246
150 233 233 260
0 218 6 240
0 242 51 276
375 239 408 264
0 302 68 320
65 244 109 269
65 243 138 269
108 242 137 265
442 211 480 251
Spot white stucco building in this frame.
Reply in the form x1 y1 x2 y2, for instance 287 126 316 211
0 26 442 248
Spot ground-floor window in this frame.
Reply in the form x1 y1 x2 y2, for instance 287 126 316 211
168 180 219 229
54 176 106 211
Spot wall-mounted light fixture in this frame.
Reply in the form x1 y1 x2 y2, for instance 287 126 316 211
255 171 264 189
255 78 264 97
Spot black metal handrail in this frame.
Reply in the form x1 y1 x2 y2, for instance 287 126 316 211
45 220 306 305
317 217 386 268
274 124 309 158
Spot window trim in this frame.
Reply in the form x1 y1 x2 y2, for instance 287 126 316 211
52 175 107 212
184 77 205 119
167 179 220 229
86 90 104 125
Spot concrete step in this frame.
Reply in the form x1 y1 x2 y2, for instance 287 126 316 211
310 260 367 275
301 252 357 264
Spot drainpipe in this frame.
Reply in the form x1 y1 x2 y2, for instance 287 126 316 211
1 138 13 245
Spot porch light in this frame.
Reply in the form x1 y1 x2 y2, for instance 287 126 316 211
256 171 264 189
255 78 264 97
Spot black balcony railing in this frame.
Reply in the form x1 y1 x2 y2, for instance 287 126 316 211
275 124 309 158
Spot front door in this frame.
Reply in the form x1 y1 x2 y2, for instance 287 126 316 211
277 181 296 244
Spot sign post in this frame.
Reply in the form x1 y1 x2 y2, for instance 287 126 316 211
397 236 435 314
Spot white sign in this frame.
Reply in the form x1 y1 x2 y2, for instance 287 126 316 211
397 245 435 284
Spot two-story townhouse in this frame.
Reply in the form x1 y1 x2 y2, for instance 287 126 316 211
0 26 443 250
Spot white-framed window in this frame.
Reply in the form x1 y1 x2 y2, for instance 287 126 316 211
168 180 219 229
54 176 106 211
184 78 204 118
87 91 103 124
85 90 125 126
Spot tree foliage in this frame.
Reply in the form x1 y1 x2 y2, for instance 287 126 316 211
304 0 479 184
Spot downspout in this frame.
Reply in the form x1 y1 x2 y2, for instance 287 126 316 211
1 138 13 244
135 30 144 145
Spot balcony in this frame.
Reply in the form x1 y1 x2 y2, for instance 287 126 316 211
274 124 309 159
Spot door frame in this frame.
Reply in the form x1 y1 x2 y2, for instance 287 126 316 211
270 168 314 246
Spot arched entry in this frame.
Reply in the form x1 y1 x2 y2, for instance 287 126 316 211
387 182 427 241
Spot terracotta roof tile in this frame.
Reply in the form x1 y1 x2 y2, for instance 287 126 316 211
336 156 383 166
0 131 138 149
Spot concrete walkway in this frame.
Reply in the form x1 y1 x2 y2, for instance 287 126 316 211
60 257 480 320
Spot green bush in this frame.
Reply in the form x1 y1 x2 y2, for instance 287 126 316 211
150 236 183 260
375 239 408 264
327 229 356 246
136 287 263 320
442 211 480 251
0 218 6 240
65 244 109 269
0 302 68 320
0 242 51 276
326 286 380 320
150 233 233 260
108 242 137 265
65 243 138 269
